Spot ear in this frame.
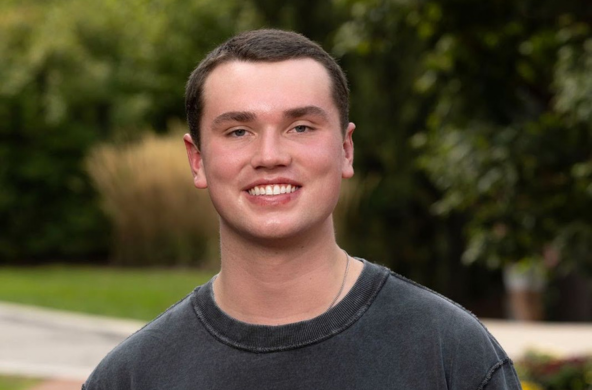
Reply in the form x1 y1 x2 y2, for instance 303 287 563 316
341 122 355 179
183 133 208 189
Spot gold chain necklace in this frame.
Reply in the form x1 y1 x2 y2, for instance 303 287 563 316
326 250 350 311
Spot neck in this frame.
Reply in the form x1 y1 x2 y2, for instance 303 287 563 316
213 220 362 325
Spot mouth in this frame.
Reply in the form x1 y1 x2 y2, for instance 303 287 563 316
247 184 301 196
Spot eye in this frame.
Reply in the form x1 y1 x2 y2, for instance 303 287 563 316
293 125 311 133
229 129 247 137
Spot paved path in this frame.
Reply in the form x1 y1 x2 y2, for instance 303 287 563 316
1 301 592 386
0 302 143 382
482 319 592 358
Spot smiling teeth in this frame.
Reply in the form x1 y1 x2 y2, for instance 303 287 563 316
248 184 299 196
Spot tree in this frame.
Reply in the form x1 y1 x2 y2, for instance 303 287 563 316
415 1 592 277
0 0 253 262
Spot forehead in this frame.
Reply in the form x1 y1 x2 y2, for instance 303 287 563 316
201 59 338 124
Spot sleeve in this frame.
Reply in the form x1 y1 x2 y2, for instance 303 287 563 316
441 307 523 390
477 358 523 390
82 342 134 390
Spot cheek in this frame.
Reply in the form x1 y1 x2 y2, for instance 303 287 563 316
203 147 245 182
302 142 344 204
302 139 344 175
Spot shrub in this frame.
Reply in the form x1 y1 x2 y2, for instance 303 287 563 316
0 0 252 264
517 351 592 390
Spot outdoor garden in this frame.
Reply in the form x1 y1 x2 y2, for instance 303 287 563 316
1 0 592 388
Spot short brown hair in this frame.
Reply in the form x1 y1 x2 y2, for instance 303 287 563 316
185 29 350 147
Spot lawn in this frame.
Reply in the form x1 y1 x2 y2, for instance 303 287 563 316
0 376 40 390
0 265 215 321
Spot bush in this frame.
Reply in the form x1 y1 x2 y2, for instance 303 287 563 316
517 351 592 390
0 0 252 264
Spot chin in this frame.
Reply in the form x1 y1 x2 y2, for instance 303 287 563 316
244 218 332 246
247 226 304 242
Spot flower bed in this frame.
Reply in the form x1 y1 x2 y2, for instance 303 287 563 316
516 351 592 390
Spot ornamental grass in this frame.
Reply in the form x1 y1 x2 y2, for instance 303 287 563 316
86 127 219 267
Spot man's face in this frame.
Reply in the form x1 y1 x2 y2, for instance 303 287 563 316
184 58 355 242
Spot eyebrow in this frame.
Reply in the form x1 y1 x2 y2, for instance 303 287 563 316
211 105 329 126
283 105 328 121
212 111 256 126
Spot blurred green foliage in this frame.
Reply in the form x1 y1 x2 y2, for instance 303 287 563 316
414 2 592 276
1 0 590 304
0 0 254 262
517 351 592 390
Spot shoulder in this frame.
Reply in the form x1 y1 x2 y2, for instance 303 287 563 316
83 291 199 389
378 268 501 344
364 262 520 389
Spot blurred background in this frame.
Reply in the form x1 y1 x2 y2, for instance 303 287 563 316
1 0 591 389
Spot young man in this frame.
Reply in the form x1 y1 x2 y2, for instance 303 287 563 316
83 29 522 389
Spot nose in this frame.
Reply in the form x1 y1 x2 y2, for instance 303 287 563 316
250 130 292 169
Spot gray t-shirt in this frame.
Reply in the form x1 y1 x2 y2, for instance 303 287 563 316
83 260 522 389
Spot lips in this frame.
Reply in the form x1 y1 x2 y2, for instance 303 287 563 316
248 184 300 196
